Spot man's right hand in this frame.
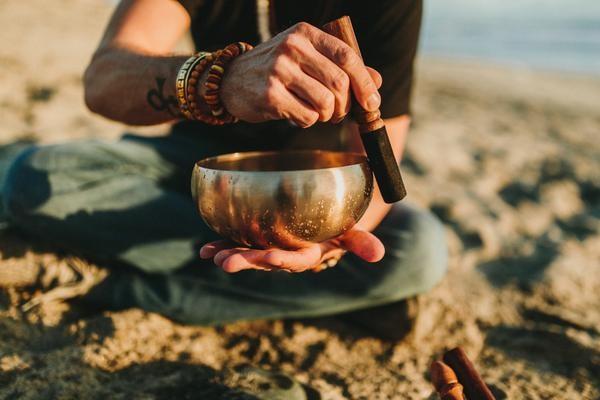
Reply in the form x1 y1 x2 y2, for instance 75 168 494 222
219 22 383 127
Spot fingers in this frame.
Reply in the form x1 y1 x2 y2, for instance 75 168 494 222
215 247 319 273
264 22 383 126
265 78 320 128
199 240 237 259
294 57 381 123
211 248 275 272
285 65 335 122
213 248 244 267
367 67 383 89
296 47 351 123
208 244 325 273
281 91 321 128
305 26 381 111
262 246 322 271
220 250 274 273
200 230 385 274
200 242 274 272
339 230 385 262
274 34 345 124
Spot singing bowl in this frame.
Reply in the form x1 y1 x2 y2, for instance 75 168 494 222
192 150 373 249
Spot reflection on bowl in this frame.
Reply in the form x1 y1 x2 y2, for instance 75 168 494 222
192 150 373 249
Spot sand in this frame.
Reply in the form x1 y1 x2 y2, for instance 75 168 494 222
1 1 599 399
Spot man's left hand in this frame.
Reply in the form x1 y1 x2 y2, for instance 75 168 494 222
199 229 384 273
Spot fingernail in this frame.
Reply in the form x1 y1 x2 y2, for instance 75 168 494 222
199 246 211 259
366 92 380 111
326 258 338 267
332 115 346 124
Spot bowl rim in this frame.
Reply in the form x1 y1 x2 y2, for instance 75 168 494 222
195 150 369 173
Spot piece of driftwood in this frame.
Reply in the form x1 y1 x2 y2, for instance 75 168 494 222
430 360 465 400
322 16 407 203
443 347 496 400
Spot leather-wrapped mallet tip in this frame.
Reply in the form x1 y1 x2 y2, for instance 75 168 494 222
361 126 407 203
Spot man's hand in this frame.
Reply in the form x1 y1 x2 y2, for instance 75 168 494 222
200 229 384 273
220 22 383 128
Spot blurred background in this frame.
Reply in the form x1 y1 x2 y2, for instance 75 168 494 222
0 1 598 399
422 0 600 74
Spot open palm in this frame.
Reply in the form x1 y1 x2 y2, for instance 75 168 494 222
200 229 384 273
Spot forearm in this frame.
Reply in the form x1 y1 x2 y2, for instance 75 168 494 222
355 184 393 232
84 47 188 125
354 115 410 232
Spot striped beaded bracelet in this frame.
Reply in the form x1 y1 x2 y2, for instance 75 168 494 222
175 52 210 120
204 42 253 124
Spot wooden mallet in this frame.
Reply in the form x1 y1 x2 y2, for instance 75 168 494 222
442 347 496 400
322 16 407 203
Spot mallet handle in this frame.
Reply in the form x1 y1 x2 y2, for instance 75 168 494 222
322 16 407 203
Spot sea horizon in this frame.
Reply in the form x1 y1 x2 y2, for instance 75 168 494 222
421 0 600 76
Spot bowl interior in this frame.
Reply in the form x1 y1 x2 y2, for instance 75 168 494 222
196 150 367 172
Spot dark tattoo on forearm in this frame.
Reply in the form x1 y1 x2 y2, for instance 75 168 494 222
147 77 182 117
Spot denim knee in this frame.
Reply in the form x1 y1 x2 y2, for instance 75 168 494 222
2 146 51 222
374 205 448 299
406 208 448 292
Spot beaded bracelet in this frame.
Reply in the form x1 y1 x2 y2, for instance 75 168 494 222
176 51 229 125
186 51 224 124
176 43 253 125
204 42 253 124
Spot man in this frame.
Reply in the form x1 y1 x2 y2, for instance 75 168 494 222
1 0 446 338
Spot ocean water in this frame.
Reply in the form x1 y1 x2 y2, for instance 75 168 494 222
421 0 600 75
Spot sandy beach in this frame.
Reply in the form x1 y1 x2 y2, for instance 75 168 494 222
1 1 599 399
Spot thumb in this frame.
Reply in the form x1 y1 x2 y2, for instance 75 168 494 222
339 230 385 262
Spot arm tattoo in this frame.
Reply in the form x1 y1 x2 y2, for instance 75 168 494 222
147 77 182 117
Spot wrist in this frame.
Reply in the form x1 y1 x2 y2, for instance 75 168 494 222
203 42 252 123
194 68 212 117
175 52 224 123
219 56 241 117
174 43 252 125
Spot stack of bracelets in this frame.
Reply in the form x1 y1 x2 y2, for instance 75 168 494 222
175 42 253 125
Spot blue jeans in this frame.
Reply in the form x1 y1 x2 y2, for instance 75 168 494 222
1 129 447 325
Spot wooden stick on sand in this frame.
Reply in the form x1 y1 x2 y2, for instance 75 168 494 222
430 360 465 400
442 347 496 400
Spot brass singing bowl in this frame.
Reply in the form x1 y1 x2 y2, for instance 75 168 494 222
192 150 373 249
